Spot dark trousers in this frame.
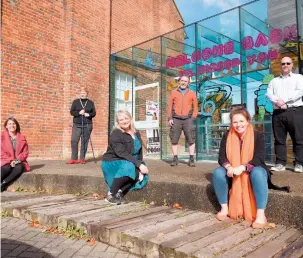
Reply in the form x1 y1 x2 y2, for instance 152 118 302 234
71 123 92 160
272 107 303 166
110 176 136 196
1 163 24 185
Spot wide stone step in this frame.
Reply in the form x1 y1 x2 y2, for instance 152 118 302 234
1 192 302 258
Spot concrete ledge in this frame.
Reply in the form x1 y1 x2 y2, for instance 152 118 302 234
11 173 303 229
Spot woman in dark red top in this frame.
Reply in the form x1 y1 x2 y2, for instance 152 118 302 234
1 118 30 192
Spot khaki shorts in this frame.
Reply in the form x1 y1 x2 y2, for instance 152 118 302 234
170 118 195 145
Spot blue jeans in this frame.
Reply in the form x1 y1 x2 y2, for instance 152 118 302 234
212 166 268 209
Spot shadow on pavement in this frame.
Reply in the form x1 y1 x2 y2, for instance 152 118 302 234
30 164 46 171
1 238 54 258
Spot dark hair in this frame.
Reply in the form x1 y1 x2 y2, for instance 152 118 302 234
4 118 21 133
229 106 251 123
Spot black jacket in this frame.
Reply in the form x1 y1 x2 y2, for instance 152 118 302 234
70 99 96 125
219 130 268 171
218 130 289 192
102 129 143 168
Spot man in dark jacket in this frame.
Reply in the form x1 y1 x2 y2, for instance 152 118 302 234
67 87 96 164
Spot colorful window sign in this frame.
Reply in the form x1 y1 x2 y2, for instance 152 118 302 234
166 24 298 77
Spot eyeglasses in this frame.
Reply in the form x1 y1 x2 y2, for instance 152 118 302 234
281 62 292 66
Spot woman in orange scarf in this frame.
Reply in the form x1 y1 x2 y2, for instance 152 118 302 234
213 106 286 228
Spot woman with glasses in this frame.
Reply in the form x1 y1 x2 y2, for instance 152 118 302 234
212 106 289 228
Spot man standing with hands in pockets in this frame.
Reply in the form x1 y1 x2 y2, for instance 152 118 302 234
67 87 96 164
266 57 303 173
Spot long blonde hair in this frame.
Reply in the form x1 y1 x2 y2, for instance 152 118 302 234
113 110 136 133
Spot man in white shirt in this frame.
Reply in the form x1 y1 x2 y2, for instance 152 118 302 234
266 56 303 173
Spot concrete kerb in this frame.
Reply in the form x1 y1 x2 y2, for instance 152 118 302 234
9 173 303 229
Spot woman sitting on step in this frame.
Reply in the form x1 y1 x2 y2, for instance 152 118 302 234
1 117 30 192
101 110 149 204
212 106 289 229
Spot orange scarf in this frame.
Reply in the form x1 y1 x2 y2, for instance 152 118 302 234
226 124 257 222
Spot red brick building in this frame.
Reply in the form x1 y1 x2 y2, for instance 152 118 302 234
1 0 183 159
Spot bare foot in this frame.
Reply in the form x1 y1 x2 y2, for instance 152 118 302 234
218 207 228 216
254 216 267 224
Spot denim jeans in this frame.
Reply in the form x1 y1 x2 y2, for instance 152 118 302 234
212 166 268 209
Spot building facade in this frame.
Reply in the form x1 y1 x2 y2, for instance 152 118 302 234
110 0 303 164
1 0 183 159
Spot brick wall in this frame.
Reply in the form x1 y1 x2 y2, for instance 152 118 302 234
2 0 110 159
1 0 182 159
111 0 183 53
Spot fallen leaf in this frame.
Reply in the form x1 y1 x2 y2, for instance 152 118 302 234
180 225 184 229
157 232 165 237
88 238 95 246
150 201 155 205
29 219 42 228
173 203 183 209
92 193 99 199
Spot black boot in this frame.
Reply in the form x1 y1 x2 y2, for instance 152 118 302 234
105 194 121 205
1 181 8 192
115 190 126 204
188 156 195 167
171 156 179 166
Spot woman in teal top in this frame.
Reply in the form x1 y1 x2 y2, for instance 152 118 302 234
101 110 149 204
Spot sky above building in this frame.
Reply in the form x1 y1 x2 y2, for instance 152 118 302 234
173 0 269 117
174 0 254 25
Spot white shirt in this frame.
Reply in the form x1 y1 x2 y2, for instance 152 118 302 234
266 72 303 109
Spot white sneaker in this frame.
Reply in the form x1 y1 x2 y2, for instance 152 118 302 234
270 164 286 171
294 164 303 173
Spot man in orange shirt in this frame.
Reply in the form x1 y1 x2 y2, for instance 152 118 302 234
168 76 198 167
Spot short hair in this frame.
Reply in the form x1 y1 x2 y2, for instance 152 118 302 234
4 117 21 133
80 87 89 94
179 75 190 82
114 110 136 133
229 106 251 123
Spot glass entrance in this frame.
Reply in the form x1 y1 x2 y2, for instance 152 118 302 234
110 0 302 164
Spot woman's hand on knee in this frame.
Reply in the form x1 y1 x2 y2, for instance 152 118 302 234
226 166 234 177
233 165 245 176
139 164 149 174
10 160 16 167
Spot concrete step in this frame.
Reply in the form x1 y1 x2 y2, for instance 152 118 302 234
11 171 303 229
1 192 302 258
10 160 303 229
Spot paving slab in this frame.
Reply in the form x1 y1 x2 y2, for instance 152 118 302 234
1 192 302 258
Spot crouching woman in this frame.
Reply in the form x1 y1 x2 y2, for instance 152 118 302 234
101 110 149 204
